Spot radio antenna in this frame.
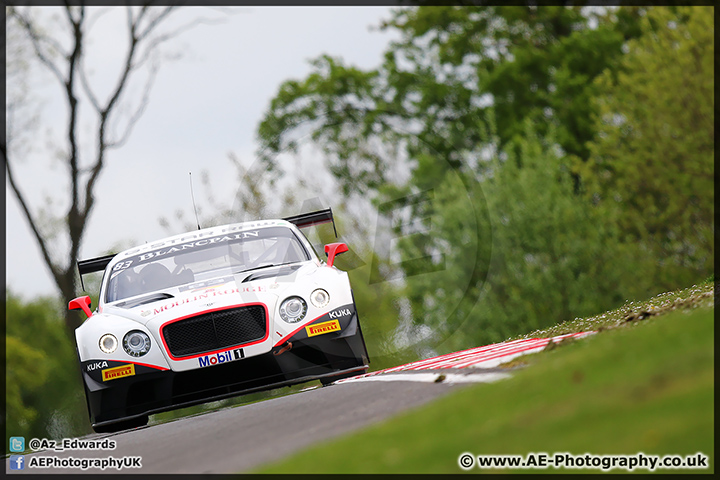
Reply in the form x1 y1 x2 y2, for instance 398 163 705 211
189 172 202 230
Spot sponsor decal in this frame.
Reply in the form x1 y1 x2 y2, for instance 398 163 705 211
306 320 341 337
152 287 268 315
86 361 109 372
241 285 267 293
186 276 233 293
329 308 352 319
198 348 245 367
135 231 260 262
102 364 135 381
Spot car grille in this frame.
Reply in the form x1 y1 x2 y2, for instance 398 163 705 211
162 305 267 358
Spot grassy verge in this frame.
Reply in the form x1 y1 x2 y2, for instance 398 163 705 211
254 282 714 473
513 280 714 340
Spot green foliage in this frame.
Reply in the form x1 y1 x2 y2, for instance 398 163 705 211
394 163 490 350
387 5 637 160
256 5 711 355
582 6 714 287
424 126 657 353
481 129 632 333
257 297 715 473
5 336 49 433
346 258 407 370
257 6 643 198
4 291 91 442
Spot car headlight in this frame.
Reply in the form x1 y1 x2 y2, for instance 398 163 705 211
279 296 307 323
99 334 118 354
123 330 151 357
310 288 330 308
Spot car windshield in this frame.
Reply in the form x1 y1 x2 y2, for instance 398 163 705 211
105 226 309 303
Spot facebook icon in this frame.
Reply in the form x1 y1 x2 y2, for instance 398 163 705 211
10 455 25 470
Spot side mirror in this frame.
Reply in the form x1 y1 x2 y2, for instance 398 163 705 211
324 242 349 268
69 296 93 318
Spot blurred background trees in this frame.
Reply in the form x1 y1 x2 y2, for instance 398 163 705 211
256 4 713 355
5 293 89 440
580 6 714 288
5 5 713 441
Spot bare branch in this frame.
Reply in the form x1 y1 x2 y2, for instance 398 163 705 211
136 6 176 42
4 152 64 285
80 13 141 220
78 60 101 113
81 7 183 222
126 4 135 34
100 7 168 118
6 6 222 331
76 7 101 114
63 4 86 273
8 8 67 86
106 60 160 149
84 6 113 31
63 4 83 28
9 7 69 59
132 14 228 69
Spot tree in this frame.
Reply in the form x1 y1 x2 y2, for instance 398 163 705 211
256 6 643 198
5 291 91 438
581 6 714 287
462 125 656 348
254 6 646 349
382 119 657 354
4 6 217 334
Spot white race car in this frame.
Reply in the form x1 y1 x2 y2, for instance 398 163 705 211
69 209 369 433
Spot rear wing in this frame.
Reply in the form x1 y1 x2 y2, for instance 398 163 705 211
77 253 116 292
283 207 337 238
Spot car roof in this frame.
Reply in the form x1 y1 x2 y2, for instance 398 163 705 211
113 219 297 260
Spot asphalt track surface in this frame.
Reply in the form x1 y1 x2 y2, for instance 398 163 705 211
6 332 594 474
7 378 466 474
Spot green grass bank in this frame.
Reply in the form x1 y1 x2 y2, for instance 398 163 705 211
255 281 714 473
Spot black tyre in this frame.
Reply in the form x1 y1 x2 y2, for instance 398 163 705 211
320 377 336 387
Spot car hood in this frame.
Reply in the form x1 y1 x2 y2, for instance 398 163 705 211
99 262 316 327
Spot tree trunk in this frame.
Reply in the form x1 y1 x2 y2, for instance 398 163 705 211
57 267 83 337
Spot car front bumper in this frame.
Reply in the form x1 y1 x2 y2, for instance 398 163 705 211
83 313 369 428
